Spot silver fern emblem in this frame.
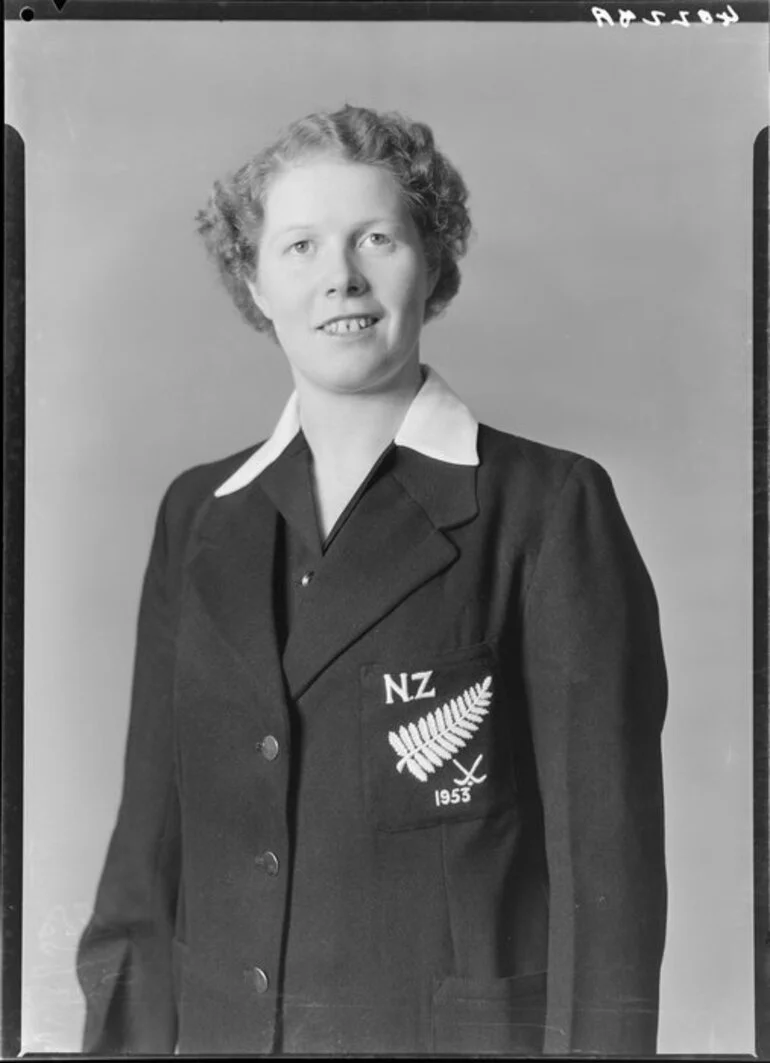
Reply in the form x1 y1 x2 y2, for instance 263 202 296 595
387 676 492 783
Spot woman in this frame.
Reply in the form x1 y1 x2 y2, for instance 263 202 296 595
76 104 667 1057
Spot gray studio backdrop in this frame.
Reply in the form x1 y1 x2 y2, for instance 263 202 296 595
7 17 765 1054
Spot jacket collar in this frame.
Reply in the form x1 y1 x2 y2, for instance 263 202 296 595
187 366 480 701
213 364 479 498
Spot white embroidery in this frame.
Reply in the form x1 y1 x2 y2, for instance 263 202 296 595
387 676 492 783
383 669 436 704
383 672 411 704
451 754 487 787
410 670 437 700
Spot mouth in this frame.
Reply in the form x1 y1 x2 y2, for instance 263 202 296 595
317 315 380 336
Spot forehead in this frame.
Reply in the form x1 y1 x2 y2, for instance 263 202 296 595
261 157 409 230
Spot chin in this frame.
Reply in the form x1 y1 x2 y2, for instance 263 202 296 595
316 365 392 395
292 346 416 396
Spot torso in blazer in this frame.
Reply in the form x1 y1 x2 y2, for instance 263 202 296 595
77 377 668 1058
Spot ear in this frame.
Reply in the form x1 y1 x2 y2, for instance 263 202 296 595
245 276 272 321
425 264 440 301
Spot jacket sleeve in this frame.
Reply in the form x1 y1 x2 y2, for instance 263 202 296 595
76 485 183 1054
521 457 668 1056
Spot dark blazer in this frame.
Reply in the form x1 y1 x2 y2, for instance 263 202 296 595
76 423 667 1057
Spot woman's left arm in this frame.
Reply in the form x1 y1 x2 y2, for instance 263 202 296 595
521 457 668 1056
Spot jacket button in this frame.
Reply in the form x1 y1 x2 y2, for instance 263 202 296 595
258 735 279 761
300 570 314 587
247 966 269 994
255 850 279 876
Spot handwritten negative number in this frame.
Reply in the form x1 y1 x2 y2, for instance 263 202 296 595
591 5 739 26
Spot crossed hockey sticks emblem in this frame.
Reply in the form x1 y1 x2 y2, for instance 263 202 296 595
451 754 487 788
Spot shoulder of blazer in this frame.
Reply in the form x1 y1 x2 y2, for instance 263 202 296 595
477 422 606 506
151 440 266 560
474 425 636 575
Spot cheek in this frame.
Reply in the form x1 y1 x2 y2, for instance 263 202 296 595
265 280 312 326
385 265 428 319
400 279 430 325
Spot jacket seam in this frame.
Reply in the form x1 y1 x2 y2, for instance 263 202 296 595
152 485 189 944
435 822 459 1052
521 456 585 617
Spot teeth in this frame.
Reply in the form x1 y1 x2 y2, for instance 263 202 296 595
322 317 376 335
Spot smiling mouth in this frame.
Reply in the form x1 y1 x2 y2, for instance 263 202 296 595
319 316 379 336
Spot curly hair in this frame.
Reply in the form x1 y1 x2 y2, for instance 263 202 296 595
195 104 473 340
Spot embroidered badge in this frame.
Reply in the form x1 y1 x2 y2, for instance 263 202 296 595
451 753 487 787
386 676 493 783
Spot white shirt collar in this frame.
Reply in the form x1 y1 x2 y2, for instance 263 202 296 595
214 365 479 498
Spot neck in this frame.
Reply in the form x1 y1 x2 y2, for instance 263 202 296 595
294 360 424 475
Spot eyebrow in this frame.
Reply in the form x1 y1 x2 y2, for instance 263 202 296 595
270 217 405 240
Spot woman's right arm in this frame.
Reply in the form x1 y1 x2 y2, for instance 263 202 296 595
76 485 184 1055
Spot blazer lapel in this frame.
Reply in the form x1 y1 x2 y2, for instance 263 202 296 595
185 483 286 708
282 454 478 701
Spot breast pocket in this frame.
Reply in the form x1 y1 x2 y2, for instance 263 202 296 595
360 642 516 832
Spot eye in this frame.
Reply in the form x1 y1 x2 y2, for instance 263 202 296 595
287 239 313 256
362 232 393 249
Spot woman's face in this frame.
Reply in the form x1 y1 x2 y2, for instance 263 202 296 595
247 156 437 396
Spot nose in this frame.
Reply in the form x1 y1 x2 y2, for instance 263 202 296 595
323 245 368 298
